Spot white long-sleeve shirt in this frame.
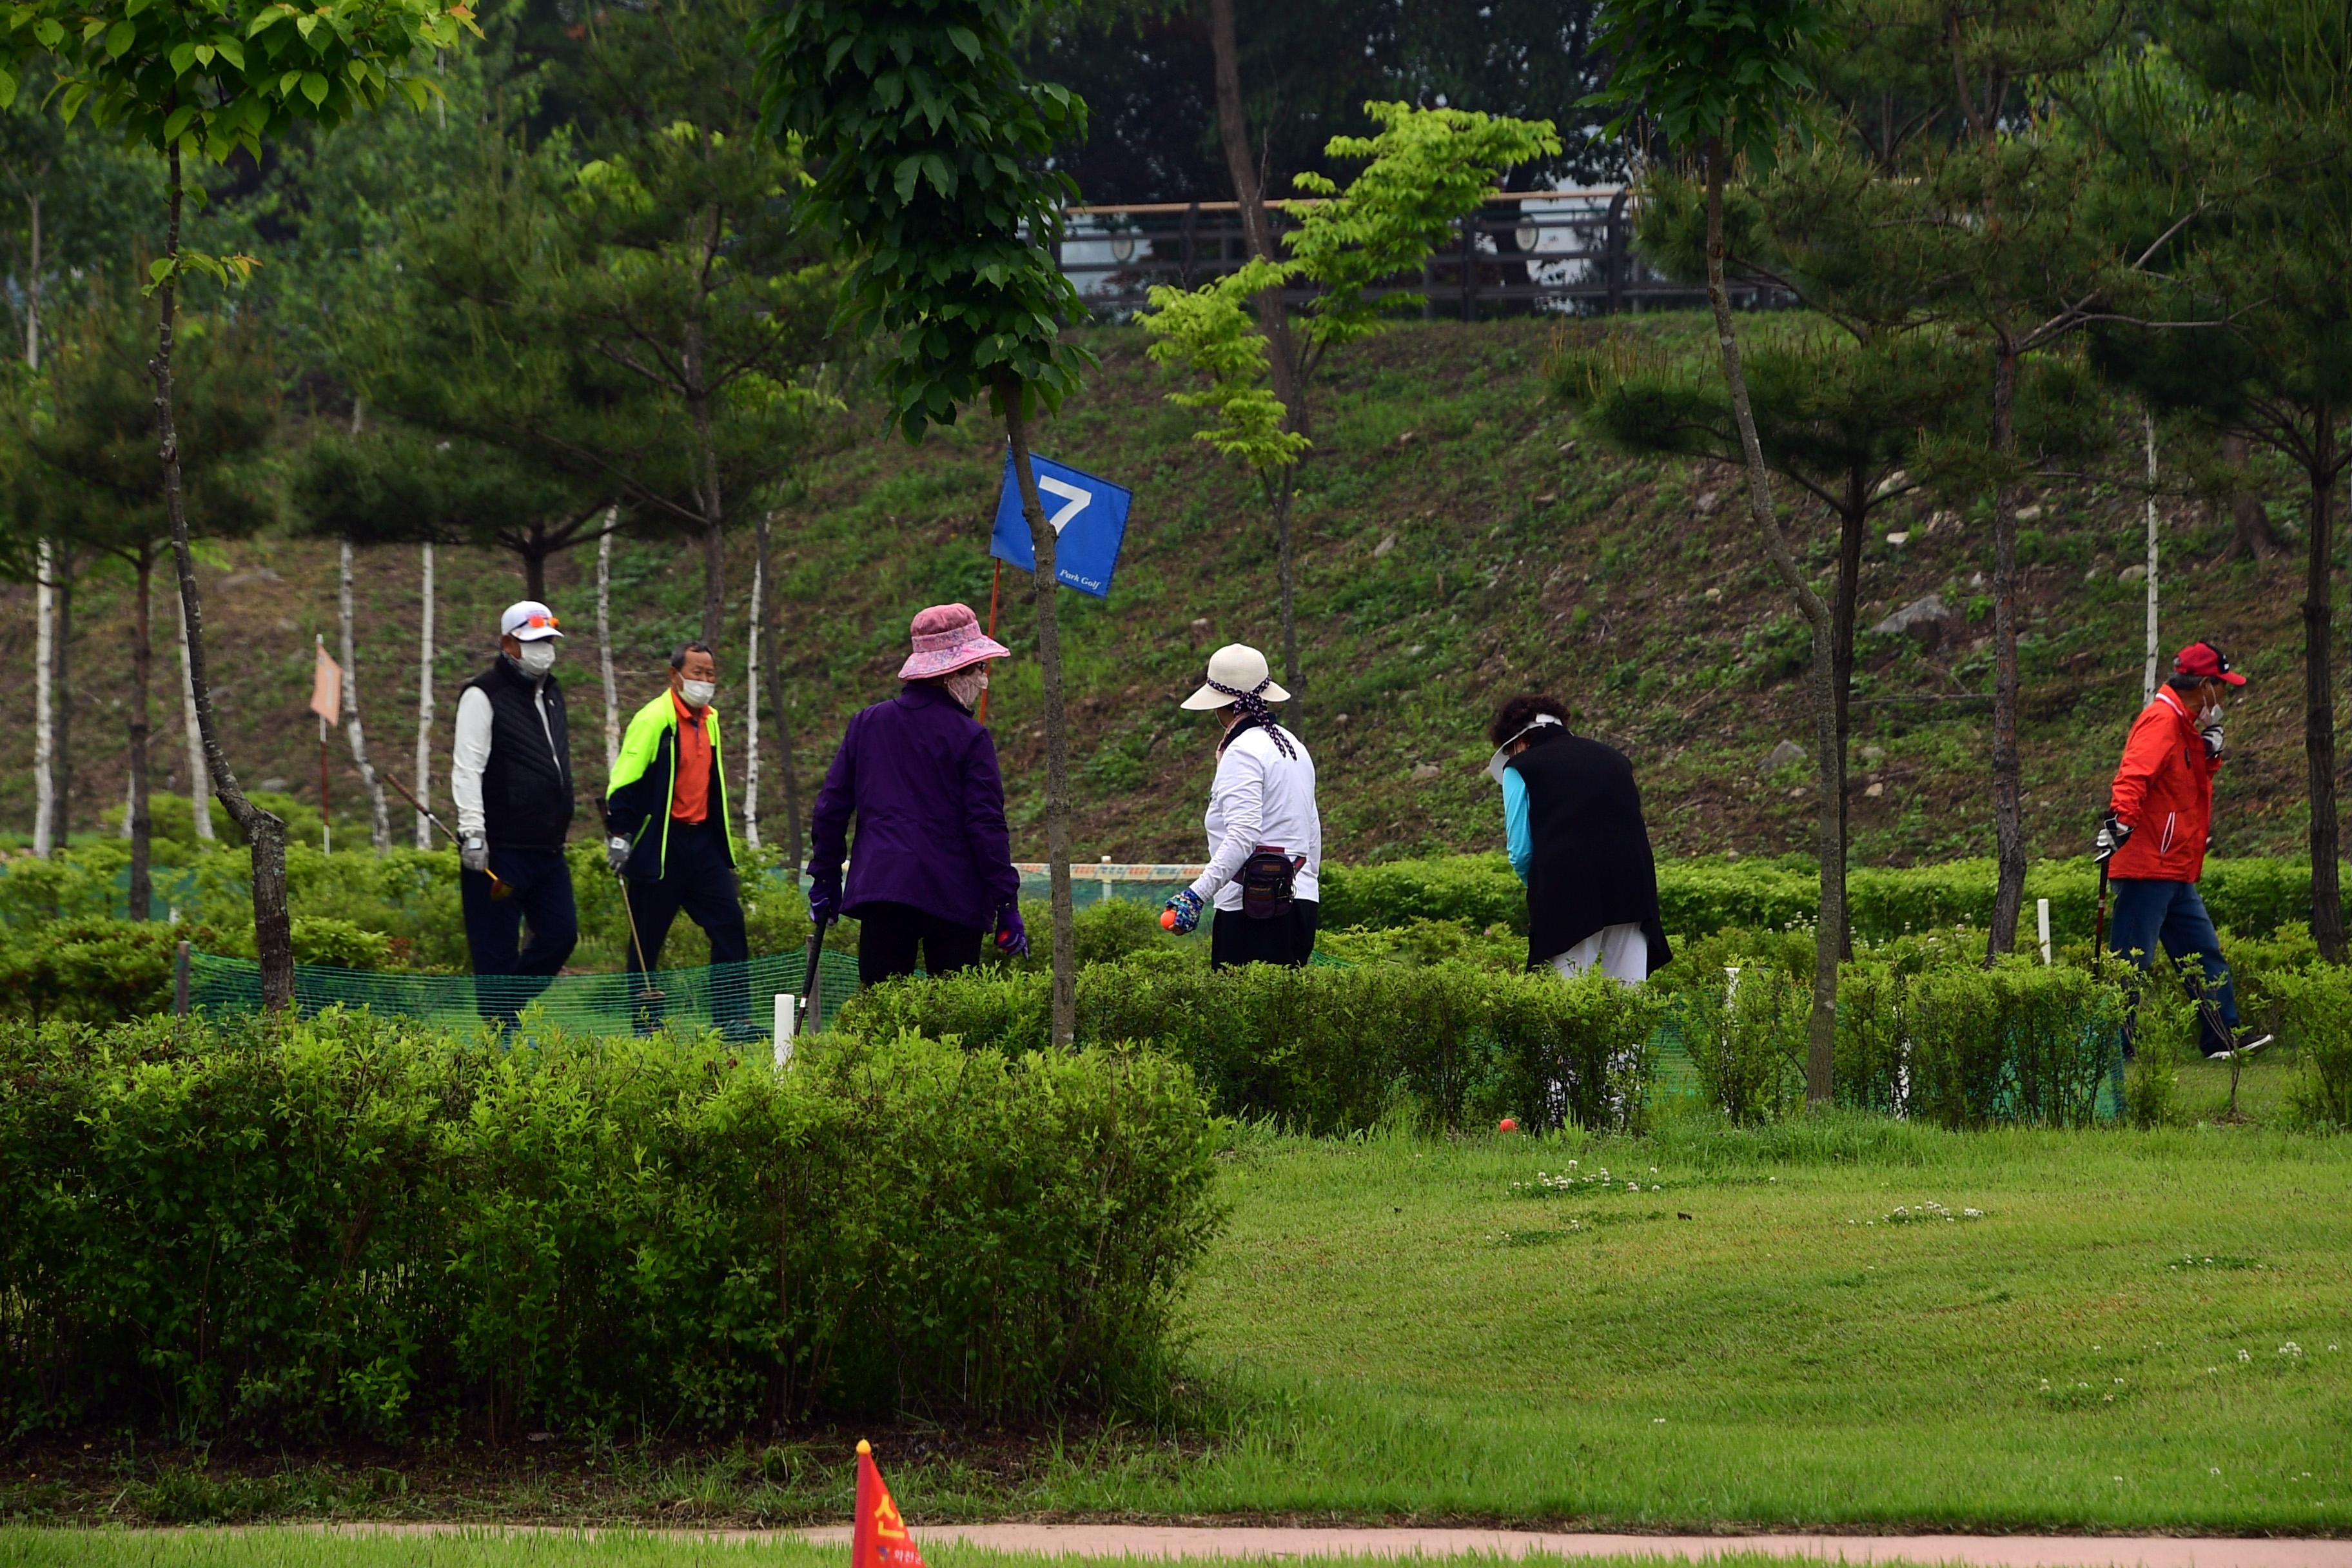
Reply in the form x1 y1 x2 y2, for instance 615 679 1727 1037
449 675 562 839
1188 722 1322 913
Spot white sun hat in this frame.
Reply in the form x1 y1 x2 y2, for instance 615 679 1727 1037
1181 643 1289 710
500 600 565 640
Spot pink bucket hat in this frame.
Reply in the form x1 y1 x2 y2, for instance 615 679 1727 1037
898 603 1011 680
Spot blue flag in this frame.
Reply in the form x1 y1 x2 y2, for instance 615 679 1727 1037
990 449 1133 600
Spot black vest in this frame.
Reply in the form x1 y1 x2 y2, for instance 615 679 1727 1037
464 658 575 849
1510 728 1671 972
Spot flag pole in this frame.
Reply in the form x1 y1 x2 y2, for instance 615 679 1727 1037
977 559 1002 724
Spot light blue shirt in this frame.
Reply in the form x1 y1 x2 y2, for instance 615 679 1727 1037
1502 765 1533 883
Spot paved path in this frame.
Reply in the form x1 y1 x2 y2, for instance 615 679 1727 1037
785 1523 2351 1568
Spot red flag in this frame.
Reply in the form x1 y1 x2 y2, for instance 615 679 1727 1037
852 1440 925 1568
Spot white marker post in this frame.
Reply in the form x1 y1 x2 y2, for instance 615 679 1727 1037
2037 899 2053 965
774 994 796 1068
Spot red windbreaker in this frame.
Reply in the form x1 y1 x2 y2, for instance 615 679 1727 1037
2108 687 2223 882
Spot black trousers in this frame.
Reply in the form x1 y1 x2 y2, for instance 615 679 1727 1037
622 819 750 1028
856 901 985 988
462 845 578 1028
1210 899 1319 970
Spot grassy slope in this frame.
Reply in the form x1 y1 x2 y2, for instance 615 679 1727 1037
0 315 2320 868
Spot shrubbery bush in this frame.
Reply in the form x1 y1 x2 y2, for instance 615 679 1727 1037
0 1013 1221 1439
838 959 1663 1134
0 917 213 1024
2269 966 2352 1128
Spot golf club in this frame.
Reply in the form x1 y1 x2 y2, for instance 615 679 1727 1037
799 912 832 1037
618 873 665 1019
380 769 509 901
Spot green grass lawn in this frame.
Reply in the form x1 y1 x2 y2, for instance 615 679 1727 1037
1055 1096 2351 1531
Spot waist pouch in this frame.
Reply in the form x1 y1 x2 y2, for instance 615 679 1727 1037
1240 846 1302 920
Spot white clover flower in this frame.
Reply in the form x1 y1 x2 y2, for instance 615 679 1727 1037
2279 1343 2303 1357
2239 1349 2252 1362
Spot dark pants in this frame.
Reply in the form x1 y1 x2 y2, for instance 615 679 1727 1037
622 819 750 1030
856 901 985 988
462 845 578 1029
2109 877 2238 1057
1211 899 1319 970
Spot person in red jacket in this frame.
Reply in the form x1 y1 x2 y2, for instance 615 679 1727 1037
2098 641 2268 1059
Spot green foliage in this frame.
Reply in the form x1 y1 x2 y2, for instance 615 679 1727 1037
1139 268 1310 472
754 0 1092 435
2269 966 2352 1128
288 916 390 970
0 1012 1222 1437
10 0 476 166
1676 957 1808 1124
1901 961 2124 1130
838 957 1664 1135
2124 1044 2183 1130
1586 0 1828 161
0 916 205 1023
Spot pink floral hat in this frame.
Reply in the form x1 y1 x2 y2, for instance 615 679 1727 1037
898 602 1011 680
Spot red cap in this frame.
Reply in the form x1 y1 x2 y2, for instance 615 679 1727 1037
2173 642 2246 686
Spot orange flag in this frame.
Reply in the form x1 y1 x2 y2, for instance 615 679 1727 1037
308 638 342 725
852 1440 925 1568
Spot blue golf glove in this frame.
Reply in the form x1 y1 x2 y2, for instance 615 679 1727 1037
808 882 841 926
1164 888 1204 935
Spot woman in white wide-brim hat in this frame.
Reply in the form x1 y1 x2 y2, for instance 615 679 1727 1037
1162 643 1323 968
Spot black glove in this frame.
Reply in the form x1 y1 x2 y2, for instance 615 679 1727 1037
2093 813 2132 865
2201 721 2226 760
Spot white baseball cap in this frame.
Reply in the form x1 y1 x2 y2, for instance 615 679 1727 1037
500 600 565 641
1181 643 1289 710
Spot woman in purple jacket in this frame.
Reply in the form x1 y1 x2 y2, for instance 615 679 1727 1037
807 603 1028 986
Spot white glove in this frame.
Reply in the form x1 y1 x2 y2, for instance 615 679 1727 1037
459 832 489 874
607 835 634 876
2202 723 2226 760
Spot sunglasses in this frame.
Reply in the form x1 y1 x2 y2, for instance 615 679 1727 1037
518 614 560 631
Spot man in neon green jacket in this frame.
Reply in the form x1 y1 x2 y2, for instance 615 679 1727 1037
604 640 749 1030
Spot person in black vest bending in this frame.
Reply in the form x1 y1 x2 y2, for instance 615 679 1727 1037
451 600 579 1024
1489 694 1671 983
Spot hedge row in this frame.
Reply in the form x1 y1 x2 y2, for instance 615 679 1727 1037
0 1014 1221 1439
1320 854 2329 943
838 958 1665 1135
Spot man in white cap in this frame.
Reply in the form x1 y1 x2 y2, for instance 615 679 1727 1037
1162 643 1322 968
451 600 578 1023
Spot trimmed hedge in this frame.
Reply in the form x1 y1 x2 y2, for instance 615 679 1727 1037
1673 955 2123 1129
1320 854 2331 944
838 959 1665 1135
0 1013 1221 1439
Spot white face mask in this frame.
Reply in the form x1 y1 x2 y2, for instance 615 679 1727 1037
515 640 557 678
680 678 716 709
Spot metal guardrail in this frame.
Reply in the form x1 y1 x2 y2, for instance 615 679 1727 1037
1054 189 1786 318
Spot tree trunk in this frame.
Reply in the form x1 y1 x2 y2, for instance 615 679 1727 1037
2143 413 2161 705
1832 476 1866 961
743 548 763 850
177 583 213 843
1703 139 1838 1105
2221 433 2280 561
598 516 620 772
685 309 727 647
415 543 435 848
53 563 72 855
1272 469 1303 720
153 143 293 1009
999 382 1077 1048
1207 0 1305 427
1985 340 2028 960
127 550 153 920
2305 412 2343 961
32 538 54 856
758 512 804 867
340 538 392 853
525 547 547 603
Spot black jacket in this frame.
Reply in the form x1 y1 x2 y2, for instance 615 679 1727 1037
1509 727 1671 972
464 658 575 849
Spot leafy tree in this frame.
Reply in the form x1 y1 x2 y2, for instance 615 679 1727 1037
2090 0 2352 957
1139 101 1557 709
756 0 1094 1046
10 0 480 1008
1556 324 1974 947
17 295 275 919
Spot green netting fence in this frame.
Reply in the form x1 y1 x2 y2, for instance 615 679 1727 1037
187 948 865 1037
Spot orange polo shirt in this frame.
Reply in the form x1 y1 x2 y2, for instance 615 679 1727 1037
671 689 712 823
